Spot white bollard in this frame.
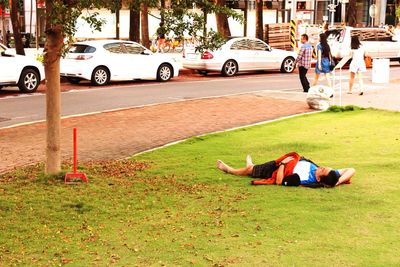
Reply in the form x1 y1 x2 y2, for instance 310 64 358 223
372 58 390 84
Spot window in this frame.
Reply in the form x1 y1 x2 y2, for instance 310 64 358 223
230 39 250 50
123 43 145 54
104 43 124 54
69 45 96 53
251 40 269 51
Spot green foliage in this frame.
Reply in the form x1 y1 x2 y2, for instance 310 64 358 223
195 29 227 53
1 110 400 265
327 105 365 112
396 6 400 20
164 0 242 52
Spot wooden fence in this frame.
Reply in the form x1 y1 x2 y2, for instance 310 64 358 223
264 23 292 51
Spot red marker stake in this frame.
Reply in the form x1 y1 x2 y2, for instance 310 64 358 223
65 128 88 184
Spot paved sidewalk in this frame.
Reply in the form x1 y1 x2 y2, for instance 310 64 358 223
0 94 310 173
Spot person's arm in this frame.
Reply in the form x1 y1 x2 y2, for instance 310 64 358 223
295 47 304 65
276 164 286 185
336 168 355 186
276 156 295 185
317 49 322 70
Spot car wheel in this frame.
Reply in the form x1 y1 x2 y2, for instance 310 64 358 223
91 66 110 86
280 57 295 73
222 60 238 76
18 68 40 93
66 77 81 84
157 64 173 82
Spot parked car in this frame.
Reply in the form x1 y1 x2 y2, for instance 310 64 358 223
328 27 400 61
182 37 297 76
0 43 44 93
60 40 180 85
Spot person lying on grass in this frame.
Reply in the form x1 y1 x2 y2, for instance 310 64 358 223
217 152 355 187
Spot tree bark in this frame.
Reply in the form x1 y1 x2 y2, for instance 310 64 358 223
10 0 25 55
116 8 120 39
44 0 63 174
215 0 231 37
255 0 263 40
129 8 140 42
243 0 248 36
346 0 357 27
1 3 6 45
140 3 149 48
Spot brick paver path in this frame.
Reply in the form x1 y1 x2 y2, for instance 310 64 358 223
0 94 310 173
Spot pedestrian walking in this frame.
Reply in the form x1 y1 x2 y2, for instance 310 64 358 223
156 22 166 53
312 33 333 89
5 30 11 48
0 30 3 44
348 36 366 95
295 34 313 93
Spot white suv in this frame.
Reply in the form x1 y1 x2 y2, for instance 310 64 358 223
328 27 400 61
0 44 45 93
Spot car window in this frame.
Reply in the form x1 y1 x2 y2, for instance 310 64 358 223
104 43 124 54
351 30 376 41
123 43 145 54
375 30 394 41
69 44 96 53
230 39 250 50
251 40 269 51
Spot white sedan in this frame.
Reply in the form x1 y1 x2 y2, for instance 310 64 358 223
61 40 180 85
0 43 44 93
183 37 297 76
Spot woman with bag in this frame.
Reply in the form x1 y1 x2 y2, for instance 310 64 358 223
312 33 333 88
348 36 366 95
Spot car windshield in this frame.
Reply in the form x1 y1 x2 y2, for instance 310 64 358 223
69 44 96 53
326 29 343 43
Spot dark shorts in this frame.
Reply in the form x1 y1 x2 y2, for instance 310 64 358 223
251 161 278 179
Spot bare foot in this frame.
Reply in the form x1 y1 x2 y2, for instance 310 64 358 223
217 160 230 173
246 155 253 167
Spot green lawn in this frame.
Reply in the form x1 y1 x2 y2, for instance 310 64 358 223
1 108 400 266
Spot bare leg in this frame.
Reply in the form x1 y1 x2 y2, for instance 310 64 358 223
312 73 320 86
349 72 355 93
246 155 254 167
358 72 364 95
325 73 332 88
217 160 253 176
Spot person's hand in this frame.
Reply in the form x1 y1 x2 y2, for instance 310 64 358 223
281 156 294 165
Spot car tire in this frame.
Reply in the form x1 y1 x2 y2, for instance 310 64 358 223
157 63 173 82
66 77 81 84
18 68 40 93
280 57 295 73
222 60 238 77
91 66 110 86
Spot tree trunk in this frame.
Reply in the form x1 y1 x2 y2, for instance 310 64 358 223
255 0 263 40
346 0 357 27
202 8 207 37
116 8 120 39
243 0 248 36
44 0 63 174
160 0 165 23
1 3 6 45
215 0 231 37
10 0 25 55
140 3 149 48
129 8 140 42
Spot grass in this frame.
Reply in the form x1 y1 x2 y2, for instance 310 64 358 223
1 108 400 266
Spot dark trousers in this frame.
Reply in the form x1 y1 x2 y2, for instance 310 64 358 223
298 66 310 93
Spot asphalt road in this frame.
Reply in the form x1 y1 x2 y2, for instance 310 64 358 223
0 66 399 128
